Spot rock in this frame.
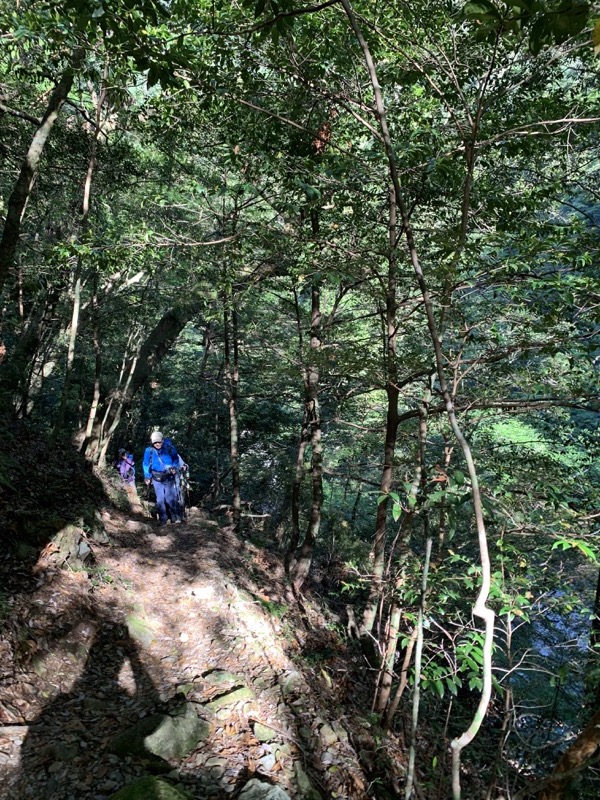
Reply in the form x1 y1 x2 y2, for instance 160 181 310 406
318 723 337 747
48 524 90 566
125 613 155 646
238 778 291 800
77 539 92 561
258 753 277 771
294 763 323 800
125 520 151 533
47 741 79 761
253 722 278 742
31 652 49 677
205 756 228 768
280 671 303 697
331 721 349 743
203 670 240 686
205 687 254 711
110 703 211 761
108 776 191 800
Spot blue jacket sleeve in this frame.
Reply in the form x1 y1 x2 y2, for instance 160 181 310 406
143 447 153 479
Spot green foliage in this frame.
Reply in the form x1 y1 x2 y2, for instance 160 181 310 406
460 0 591 54
1 1 599 793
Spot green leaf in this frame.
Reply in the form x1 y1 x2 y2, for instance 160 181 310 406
462 0 501 21
551 538 598 562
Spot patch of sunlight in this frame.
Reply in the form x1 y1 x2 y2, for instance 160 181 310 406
151 533 175 551
191 584 214 600
240 606 276 637
481 418 590 469
118 657 137 694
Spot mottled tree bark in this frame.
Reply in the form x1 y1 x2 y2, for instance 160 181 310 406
289 279 323 593
224 298 241 533
286 283 311 574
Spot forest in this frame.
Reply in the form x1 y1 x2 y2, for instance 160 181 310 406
0 0 599 799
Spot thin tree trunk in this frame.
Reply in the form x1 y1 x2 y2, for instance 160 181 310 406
384 625 418 728
53 80 105 438
84 272 102 440
289 277 323 593
286 282 310 574
376 387 430 715
186 322 213 441
0 50 83 295
224 298 241 533
287 423 310 574
2 286 62 415
51 262 82 437
405 532 433 800
361 185 399 650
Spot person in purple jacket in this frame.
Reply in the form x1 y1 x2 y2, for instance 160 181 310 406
143 431 183 526
116 449 135 484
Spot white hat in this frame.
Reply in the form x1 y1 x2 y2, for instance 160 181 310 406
150 431 163 443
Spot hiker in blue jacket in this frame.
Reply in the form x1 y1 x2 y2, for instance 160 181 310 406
143 431 183 526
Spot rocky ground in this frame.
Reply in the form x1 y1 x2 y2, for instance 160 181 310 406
0 506 406 800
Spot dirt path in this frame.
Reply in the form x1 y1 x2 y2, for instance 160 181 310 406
0 508 374 800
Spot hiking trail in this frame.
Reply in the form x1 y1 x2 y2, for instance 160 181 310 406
0 507 398 800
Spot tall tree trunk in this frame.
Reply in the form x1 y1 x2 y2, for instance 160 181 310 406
376 388 430 716
0 50 83 295
51 261 82 437
53 80 105 438
186 322 213 441
1 286 62 415
286 282 311 574
289 279 323 593
224 298 241 533
83 272 102 440
361 185 399 651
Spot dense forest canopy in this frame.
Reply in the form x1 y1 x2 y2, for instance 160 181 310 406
1 0 599 797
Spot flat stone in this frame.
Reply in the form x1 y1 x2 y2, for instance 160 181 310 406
238 778 291 800
205 687 254 711
205 756 229 768
280 671 303 697
108 776 191 800
125 613 155 646
110 703 211 761
294 762 323 800
318 724 337 747
253 722 278 742
258 753 277 771
203 670 241 686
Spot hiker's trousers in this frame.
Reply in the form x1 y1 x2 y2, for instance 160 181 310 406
152 477 182 523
